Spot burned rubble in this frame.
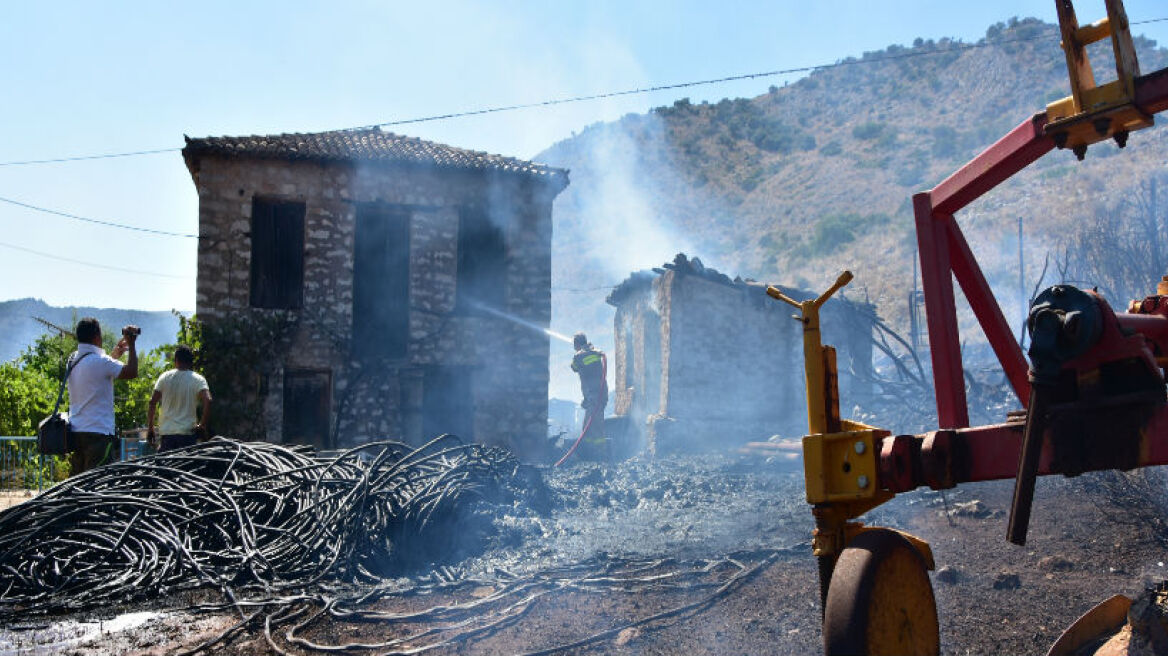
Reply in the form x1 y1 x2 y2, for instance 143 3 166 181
0 437 812 654
606 253 876 455
3 433 1168 655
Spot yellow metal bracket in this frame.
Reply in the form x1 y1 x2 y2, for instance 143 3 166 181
768 270 931 570
802 424 888 504
1045 0 1152 158
767 271 853 436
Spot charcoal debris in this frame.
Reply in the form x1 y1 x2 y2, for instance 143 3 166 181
1037 555 1074 572
944 499 1000 519
935 565 959 584
993 572 1022 590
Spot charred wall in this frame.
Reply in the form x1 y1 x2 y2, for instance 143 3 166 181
192 156 560 459
609 261 874 455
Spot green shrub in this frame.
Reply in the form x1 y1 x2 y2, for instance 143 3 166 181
820 140 843 157
808 213 891 255
852 122 886 141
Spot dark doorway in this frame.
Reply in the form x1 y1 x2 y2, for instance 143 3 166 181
422 366 474 442
283 370 331 448
352 204 410 359
455 208 506 312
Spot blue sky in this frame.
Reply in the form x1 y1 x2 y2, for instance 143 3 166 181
1 1 1166 311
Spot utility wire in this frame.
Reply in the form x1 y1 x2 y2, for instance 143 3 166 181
355 27 1065 131
0 240 193 280
3 16 1164 168
0 18 1156 241
0 147 181 167
0 195 199 238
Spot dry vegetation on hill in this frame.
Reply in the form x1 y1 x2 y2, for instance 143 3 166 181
538 18 1168 390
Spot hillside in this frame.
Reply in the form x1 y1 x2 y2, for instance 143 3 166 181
0 298 183 363
537 17 1168 398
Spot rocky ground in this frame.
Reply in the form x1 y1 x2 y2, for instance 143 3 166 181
0 490 34 512
0 456 1165 656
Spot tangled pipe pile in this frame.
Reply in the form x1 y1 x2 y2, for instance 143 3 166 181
0 435 526 617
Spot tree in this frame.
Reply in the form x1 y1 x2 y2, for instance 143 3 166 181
1 325 166 436
1058 173 1168 304
167 311 297 441
0 362 56 436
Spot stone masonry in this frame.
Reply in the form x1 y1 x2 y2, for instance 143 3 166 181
182 129 568 460
607 255 874 455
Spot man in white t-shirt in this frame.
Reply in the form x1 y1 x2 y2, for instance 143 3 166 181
146 344 211 452
68 317 139 475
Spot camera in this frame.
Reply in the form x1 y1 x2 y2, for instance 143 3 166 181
122 325 141 337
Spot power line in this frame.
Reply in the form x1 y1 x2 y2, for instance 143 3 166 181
0 147 181 167
358 29 1067 130
0 240 193 280
8 17 1167 168
0 195 198 238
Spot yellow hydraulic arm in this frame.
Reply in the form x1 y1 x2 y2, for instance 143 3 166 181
1045 0 1152 158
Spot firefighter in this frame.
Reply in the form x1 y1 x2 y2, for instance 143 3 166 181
570 332 609 461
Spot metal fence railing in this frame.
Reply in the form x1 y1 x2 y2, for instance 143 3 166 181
0 437 48 492
120 428 150 461
1 433 153 494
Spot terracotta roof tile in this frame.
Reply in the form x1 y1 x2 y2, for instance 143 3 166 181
182 128 567 185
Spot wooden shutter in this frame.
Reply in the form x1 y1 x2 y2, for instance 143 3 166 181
282 370 331 447
250 199 305 309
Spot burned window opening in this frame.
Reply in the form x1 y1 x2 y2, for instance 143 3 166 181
283 370 331 449
455 208 506 313
352 204 410 359
422 366 475 442
250 198 305 309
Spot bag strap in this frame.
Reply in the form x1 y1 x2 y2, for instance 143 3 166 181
51 351 92 416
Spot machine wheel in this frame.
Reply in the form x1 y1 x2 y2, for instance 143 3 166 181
823 528 939 656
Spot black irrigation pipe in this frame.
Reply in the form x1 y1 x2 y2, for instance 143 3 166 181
0 435 520 618
516 549 786 656
233 547 795 655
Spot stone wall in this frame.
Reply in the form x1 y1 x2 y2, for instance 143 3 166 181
190 156 559 459
610 267 874 456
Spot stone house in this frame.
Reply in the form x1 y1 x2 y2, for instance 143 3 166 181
182 128 568 458
606 255 874 455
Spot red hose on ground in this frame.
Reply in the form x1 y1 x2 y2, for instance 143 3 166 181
554 353 607 467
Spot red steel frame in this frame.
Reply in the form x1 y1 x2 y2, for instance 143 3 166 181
913 67 1168 429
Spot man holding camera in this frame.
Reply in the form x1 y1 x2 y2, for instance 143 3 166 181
68 318 139 475
146 344 211 452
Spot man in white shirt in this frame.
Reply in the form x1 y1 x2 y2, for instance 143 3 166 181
146 344 211 452
68 317 139 475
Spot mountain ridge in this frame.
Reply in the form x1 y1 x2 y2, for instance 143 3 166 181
0 298 184 363
537 16 1168 397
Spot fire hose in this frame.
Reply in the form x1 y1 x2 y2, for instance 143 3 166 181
554 353 607 467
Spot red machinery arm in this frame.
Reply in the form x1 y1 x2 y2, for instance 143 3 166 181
914 67 1168 429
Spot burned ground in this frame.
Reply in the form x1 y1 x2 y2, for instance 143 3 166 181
0 453 1165 655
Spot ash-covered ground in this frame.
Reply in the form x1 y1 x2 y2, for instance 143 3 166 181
1 452 1166 655
459 456 810 573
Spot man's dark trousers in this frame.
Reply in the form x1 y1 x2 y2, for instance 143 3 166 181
69 432 119 475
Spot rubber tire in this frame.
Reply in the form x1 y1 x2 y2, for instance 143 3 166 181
823 528 940 656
